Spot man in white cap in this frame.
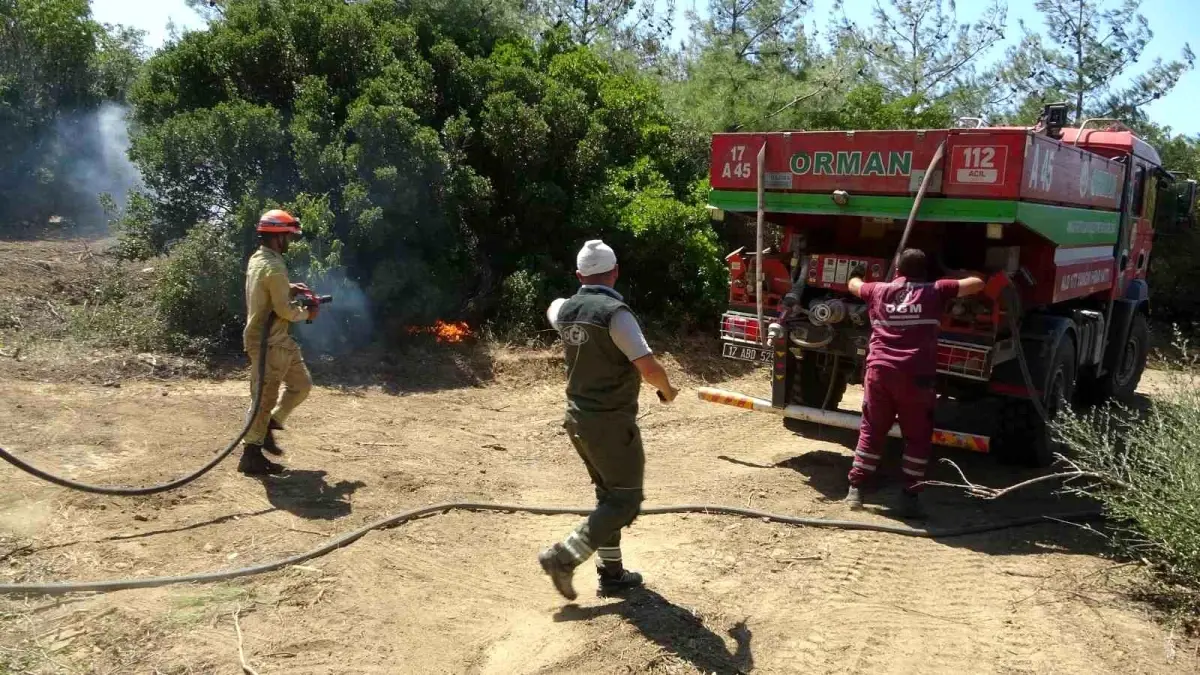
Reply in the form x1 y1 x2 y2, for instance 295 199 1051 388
537 239 680 601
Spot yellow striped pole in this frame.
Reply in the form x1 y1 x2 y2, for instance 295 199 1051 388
696 387 990 453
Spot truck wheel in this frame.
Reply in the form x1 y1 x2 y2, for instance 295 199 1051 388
794 355 847 409
996 338 1076 468
783 355 847 433
1081 313 1149 405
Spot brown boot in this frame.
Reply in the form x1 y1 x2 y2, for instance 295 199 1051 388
843 485 864 509
238 444 284 476
538 546 578 601
263 428 284 456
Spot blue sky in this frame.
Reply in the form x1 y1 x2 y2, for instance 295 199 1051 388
91 0 1197 134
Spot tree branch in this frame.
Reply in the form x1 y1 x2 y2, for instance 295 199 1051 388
918 456 1132 499
920 39 1001 95
233 605 260 675
736 3 807 59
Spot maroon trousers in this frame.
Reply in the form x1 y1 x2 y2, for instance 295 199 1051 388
848 366 937 493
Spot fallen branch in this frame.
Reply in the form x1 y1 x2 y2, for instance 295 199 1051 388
44 301 63 322
233 606 261 675
918 455 1131 499
0 347 20 359
0 544 31 561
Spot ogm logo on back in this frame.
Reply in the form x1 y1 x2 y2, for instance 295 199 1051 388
561 324 589 346
884 301 923 315
884 289 922 316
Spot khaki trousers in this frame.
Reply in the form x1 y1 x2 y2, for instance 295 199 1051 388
246 341 312 445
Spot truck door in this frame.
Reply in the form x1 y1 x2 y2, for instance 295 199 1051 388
1133 168 1156 282
1123 163 1155 287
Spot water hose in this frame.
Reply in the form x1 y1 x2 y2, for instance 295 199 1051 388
888 140 947 281
1001 285 1052 422
0 502 1103 596
0 315 275 496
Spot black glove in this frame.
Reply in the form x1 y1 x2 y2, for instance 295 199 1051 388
849 263 867 281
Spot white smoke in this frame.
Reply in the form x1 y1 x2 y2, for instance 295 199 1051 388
293 267 376 356
51 102 143 228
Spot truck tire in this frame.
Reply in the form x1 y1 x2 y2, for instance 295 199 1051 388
795 355 847 409
1081 313 1149 405
783 355 847 433
996 337 1076 468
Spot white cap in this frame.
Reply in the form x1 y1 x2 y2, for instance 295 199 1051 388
576 239 617 276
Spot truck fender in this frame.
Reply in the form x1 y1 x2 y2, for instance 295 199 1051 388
1102 280 1150 371
989 313 1076 398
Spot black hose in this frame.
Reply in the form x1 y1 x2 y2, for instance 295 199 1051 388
0 502 1103 596
0 314 275 496
1001 285 1052 422
820 353 840 410
888 141 947 281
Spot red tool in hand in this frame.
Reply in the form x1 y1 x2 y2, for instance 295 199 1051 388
296 291 333 324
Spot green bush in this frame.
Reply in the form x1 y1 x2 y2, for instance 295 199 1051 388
494 269 552 343
154 224 245 352
1055 339 1200 615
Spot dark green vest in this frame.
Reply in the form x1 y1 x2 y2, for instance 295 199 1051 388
556 286 642 417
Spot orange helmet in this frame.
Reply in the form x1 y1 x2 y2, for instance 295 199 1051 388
257 209 301 234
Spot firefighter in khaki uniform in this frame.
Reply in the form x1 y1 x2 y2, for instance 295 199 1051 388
538 240 680 601
240 210 319 476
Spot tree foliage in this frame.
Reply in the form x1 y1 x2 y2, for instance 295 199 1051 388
669 0 827 133
997 0 1194 124
0 0 146 226
530 0 675 57
118 0 724 343
834 0 1007 103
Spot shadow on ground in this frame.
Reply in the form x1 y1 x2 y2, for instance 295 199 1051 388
257 469 365 520
721 440 1110 561
555 587 753 674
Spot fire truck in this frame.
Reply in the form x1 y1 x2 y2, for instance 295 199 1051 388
700 104 1197 467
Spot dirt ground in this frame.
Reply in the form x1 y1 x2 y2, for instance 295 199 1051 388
1 235 1198 674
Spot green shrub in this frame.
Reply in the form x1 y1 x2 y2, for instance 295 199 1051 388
494 269 552 343
154 224 245 352
1055 337 1200 616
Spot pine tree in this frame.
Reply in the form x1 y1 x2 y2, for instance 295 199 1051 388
998 0 1194 124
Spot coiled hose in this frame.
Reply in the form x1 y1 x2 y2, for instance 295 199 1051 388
0 314 275 495
0 502 1102 596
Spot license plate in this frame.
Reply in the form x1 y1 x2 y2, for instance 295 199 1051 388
722 342 773 363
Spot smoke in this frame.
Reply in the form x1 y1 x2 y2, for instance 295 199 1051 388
51 102 143 228
293 267 375 357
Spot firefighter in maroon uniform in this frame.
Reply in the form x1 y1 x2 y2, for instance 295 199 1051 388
844 249 986 518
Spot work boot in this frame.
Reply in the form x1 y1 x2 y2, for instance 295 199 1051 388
538 546 578 601
843 485 864 510
597 565 644 597
263 428 284 456
238 444 284 476
898 489 926 520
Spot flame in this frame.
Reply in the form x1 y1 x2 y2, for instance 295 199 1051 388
407 319 473 344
